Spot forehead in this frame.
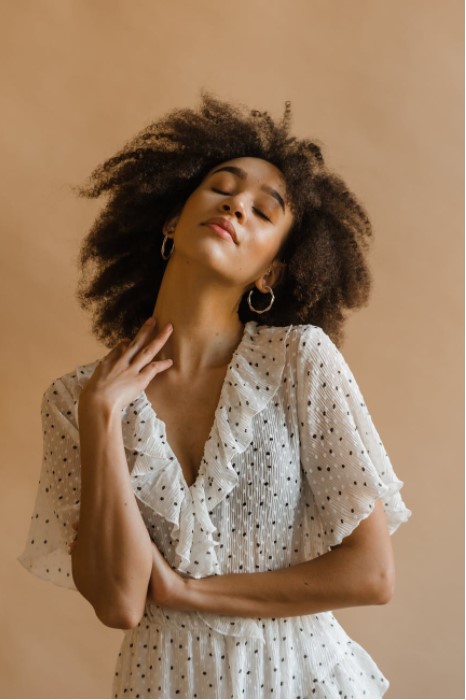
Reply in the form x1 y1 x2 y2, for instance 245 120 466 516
207 157 286 190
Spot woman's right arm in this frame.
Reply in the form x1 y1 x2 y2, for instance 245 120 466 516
70 317 174 630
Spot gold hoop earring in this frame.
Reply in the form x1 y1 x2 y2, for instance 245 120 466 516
247 285 275 314
161 232 175 260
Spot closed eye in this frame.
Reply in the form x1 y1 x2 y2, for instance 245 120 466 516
253 208 271 222
211 188 271 222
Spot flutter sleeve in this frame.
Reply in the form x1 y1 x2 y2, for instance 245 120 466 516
17 375 82 590
296 325 411 552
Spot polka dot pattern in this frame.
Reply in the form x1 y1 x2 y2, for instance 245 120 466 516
18 321 411 699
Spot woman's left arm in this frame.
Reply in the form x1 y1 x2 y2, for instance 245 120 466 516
148 499 395 618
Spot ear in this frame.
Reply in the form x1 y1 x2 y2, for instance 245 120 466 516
256 260 287 292
162 202 184 237
162 215 179 237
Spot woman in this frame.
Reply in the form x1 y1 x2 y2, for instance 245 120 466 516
19 92 411 699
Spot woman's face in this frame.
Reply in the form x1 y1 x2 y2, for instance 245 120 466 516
166 156 294 291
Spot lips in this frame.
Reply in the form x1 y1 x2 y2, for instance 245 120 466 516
202 217 238 244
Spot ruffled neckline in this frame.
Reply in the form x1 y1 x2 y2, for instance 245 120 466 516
75 320 293 579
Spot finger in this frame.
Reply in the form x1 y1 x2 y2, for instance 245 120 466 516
139 357 174 380
116 339 132 356
102 338 131 364
124 316 159 360
134 315 157 339
131 324 174 372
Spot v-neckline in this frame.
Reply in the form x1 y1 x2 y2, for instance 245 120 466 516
140 322 252 491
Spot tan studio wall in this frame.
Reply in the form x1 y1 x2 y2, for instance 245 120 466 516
1 1 463 698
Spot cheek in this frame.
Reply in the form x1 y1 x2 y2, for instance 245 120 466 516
179 193 200 215
179 189 214 220
234 233 281 279
174 195 207 234
247 226 288 259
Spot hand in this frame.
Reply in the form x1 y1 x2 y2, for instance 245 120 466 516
78 316 174 413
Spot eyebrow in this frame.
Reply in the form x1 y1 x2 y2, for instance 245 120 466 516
209 166 286 213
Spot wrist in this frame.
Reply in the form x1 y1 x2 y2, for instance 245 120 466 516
78 391 121 422
161 576 192 611
148 550 195 611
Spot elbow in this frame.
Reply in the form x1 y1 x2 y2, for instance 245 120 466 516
92 590 146 630
366 566 395 605
72 570 143 630
95 605 142 630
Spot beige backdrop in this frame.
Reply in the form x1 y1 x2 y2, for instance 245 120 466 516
2 1 463 698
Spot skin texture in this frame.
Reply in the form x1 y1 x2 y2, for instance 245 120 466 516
70 157 395 630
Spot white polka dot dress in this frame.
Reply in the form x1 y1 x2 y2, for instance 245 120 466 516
18 321 411 699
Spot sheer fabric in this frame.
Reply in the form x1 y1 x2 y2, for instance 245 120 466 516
18 321 411 699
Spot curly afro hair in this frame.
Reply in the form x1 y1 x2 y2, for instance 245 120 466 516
74 90 373 350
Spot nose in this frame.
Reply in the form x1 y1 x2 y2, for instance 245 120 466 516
220 193 246 221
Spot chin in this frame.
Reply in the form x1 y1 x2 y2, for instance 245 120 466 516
186 246 240 280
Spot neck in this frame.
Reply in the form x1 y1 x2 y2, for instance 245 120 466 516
152 257 247 377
